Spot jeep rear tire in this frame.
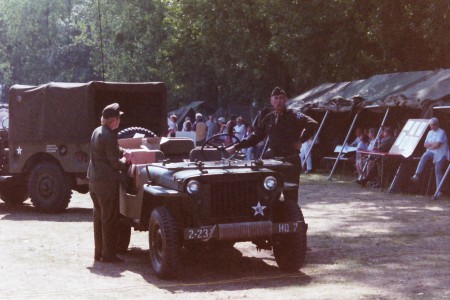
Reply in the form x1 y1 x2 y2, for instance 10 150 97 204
118 127 157 139
28 163 72 213
0 176 28 205
272 200 307 271
149 206 180 279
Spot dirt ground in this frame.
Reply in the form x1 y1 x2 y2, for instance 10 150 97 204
0 173 449 300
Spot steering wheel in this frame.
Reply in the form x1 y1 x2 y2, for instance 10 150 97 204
201 133 241 160
1 117 9 131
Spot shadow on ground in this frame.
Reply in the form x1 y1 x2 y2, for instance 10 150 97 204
87 245 312 292
0 201 92 222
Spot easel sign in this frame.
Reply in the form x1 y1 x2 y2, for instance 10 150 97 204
390 119 430 157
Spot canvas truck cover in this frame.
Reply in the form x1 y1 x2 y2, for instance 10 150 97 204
8 81 167 143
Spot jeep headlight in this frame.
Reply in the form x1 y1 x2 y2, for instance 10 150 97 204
186 180 200 194
263 176 277 191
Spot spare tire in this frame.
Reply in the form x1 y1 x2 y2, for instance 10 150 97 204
118 127 157 139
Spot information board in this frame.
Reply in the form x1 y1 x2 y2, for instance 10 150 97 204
389 119 430 157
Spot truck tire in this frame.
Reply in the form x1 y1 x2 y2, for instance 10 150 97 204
272 200 307 272
28 163 72 213
116 223 131 254
0 177 28 205
149 206 181 279
118 127 157 139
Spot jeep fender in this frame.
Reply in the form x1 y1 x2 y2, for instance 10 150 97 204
142 184 199 229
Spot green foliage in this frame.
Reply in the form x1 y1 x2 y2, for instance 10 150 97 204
1 0 450 109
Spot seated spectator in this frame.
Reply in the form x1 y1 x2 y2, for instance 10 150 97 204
367 128 377 151
350 128 364 147
410 117 449 199
357 127 396 188
356 128 377 180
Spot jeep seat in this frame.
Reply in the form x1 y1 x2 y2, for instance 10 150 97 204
160 137 195 162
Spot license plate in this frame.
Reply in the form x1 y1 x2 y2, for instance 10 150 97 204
273 221 302 234
184 226 213 240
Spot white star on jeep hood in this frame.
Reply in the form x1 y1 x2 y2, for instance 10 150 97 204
16 146 23 155
252 201 267 216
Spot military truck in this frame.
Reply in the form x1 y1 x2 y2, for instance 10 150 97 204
0 81 167 212
118 134 308 279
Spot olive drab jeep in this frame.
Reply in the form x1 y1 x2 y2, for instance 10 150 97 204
0 81 167 212
117 133 308 279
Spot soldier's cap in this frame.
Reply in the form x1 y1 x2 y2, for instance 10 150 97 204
271 87 286 97
102 103 123 119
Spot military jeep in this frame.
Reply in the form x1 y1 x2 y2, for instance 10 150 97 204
0 81 167 212
118 135 308 279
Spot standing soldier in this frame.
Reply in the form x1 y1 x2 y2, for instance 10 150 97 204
228 87 318 204
88 103 131 263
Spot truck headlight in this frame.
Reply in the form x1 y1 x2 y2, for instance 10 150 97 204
186 180 200 194
263 176 277 191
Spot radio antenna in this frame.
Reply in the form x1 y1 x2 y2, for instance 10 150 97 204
97 0 105 81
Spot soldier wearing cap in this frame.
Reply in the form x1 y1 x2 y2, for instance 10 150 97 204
87 103 131 263
229 87 318 205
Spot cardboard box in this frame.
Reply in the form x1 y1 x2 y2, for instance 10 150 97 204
128 149 158 164
142 137 161 150
118 137 144 149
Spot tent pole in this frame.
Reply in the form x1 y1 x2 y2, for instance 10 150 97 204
302 110 329 170
433 164 450 199
376 107 390 140
328 111 360 180
359 107 390 180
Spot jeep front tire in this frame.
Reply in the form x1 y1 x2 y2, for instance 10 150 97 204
149 206 181 279
272 200 307 271
28 163 72 213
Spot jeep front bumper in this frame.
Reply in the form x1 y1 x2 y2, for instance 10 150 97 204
184 221 306 241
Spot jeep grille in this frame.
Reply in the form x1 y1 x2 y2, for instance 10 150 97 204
210 178 260 221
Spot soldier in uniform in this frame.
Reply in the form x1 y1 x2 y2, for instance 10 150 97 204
88 103 131 263
228 87 318 204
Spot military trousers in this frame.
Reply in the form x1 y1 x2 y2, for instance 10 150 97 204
89 181 120 260
281 154 301 203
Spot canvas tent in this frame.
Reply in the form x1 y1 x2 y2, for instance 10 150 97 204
288 68 450 178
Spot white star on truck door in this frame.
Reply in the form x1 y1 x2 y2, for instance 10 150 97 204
252 201 266 216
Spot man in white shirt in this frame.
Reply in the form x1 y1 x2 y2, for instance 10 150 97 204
233 116 246 141
411 117 449 199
